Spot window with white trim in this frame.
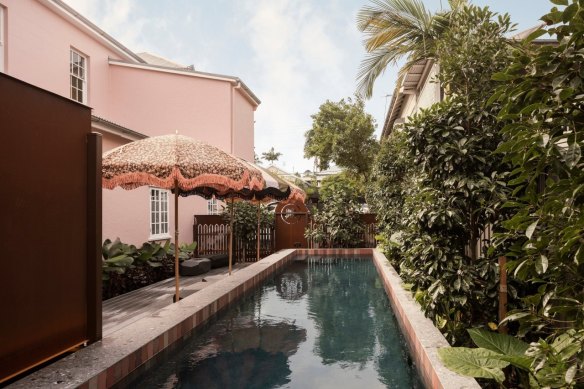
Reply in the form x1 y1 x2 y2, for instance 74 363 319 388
70 48 87 103
0 6 5 73
207 198 220 215
150 188 169 239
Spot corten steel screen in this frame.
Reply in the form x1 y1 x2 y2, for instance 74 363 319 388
275 201 310 250
0 74 101 382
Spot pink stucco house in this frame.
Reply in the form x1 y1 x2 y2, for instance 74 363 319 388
0 0 260 245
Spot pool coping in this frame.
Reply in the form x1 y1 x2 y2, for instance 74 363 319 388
369 249 480 389
295 249 480 389
8 248 479 389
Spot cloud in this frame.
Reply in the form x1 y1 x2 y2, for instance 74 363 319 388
238 0 351 171
62 0 387 172
62 0 94 16
63 0 156 54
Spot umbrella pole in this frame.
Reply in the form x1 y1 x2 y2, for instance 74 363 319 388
256 201 261 262
229 198 234 276
174 181 180 302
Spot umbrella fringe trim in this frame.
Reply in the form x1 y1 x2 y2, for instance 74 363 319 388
102 167 265 192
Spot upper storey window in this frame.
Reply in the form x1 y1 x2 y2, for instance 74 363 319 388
70 49 87 103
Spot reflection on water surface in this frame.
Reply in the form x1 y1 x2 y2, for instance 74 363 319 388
126 257 423 389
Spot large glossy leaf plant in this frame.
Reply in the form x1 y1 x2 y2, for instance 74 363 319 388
369 4 515 346
440 1 584 387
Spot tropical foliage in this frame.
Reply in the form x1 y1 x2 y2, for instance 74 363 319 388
222 201 274 242
356 0 467 98
486 1 584 385
304 96 378 176
366 0 584 386
305 174 365 248
368 3 513 345
440 328 584 387
102 238 196 299
261 147 283 164
367 130 413 264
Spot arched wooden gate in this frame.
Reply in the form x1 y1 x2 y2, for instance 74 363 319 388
274 201 309 251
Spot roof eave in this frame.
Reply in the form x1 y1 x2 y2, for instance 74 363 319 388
108 59 261 106
40 0 145 64
91 115 148 141
381 59 433 138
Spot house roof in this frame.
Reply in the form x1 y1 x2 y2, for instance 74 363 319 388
313 168 342 177
42 0 260 107
381 59 433 139
380 25 556 139
138 52 188 69
91 115 148 141
266 165 310 185
266 165 291 176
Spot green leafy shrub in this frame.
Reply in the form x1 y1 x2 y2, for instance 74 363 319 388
305 174 365 248
439 328 584 388
367 3 515 345
478 1 584 385
101 238 198 299
367 130 413 265
102 238 137 279
222 201 274 242
168 241 198 261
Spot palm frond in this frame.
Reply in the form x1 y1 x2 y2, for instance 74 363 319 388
356 0 447 98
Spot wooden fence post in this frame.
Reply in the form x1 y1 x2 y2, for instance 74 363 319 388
498 256 508 334
193 216 199 256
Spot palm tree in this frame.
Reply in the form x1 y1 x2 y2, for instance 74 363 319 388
356 0 466 98
261 147 283 165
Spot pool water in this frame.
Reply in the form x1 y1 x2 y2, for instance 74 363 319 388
126 257 424 388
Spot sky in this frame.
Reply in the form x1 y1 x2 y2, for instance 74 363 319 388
64 0 554 173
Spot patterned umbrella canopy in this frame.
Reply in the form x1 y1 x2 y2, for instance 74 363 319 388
241 161 306 203
219 160 307 262
102 134 265 194
184 159 307 263
102 134 266 302
186 159 306 204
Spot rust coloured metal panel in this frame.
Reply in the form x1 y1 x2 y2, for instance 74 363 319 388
274 202 309 251
0 73 98 382
87 133 103 343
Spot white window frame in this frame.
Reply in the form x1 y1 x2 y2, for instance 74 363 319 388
70 48 87 103
0 6 5 73
207 198 220 215
149 188 170 240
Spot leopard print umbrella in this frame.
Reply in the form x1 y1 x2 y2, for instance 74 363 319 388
102 134 265 193
102 134 266 298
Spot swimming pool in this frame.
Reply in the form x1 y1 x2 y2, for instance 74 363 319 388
125 257 423 388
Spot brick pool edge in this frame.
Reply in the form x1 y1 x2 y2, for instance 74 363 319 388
295 248 480 389
369 249 480 389
8 248 479 389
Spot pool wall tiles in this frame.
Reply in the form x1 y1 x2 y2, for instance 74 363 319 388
370 249 480 389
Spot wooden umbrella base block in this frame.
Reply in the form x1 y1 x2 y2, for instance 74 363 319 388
179 259 211 276
206 254 229 269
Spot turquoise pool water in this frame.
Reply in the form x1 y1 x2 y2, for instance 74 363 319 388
126 257 423 388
